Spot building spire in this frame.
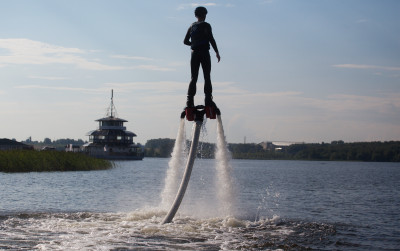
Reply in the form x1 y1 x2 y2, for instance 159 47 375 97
111 89 114 117
106 89 118 118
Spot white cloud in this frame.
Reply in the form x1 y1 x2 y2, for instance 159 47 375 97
216 90 400 142
0 38 124 71
103 80 400 128
0 38 84 54
111 55 154 61
0 39 177 72
133 65 175 72
177 3 217 10
259 0 274 4
16 81 400 119
14 85 109 93
333 64 400 71
105 81 185 93
326 93 400 113
29 75 68 80
110 55 177 71
14 81 186 95
11 79 400 142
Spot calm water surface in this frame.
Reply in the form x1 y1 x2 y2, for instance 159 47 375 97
1 158 399 250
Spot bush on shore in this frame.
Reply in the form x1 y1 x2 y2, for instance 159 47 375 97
0 150 113 173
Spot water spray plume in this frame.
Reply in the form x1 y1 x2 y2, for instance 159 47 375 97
160 119 186 209
215 115 236 216
162 121 202 224
161 106 235 223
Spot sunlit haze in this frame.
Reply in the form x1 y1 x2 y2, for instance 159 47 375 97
1 0 399 144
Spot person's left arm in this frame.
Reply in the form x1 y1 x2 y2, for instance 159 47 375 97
184 26 192 46
208 24 220 62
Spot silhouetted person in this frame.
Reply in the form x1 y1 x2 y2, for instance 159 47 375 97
184 6 220 107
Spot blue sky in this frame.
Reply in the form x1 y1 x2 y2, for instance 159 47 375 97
0 0 399 144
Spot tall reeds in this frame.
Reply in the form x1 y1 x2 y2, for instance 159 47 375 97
0 150 112 172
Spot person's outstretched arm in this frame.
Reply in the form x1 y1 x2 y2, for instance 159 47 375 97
208 24 220 62
184 27 192 46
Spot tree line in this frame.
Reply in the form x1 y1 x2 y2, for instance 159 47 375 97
23 138 86 150
144 138 400 162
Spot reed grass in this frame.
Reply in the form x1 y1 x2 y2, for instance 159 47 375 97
0 150 113 172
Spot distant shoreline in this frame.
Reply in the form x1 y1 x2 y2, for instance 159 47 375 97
144 139 400 162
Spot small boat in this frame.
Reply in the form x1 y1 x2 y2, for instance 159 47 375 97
81 90 144 160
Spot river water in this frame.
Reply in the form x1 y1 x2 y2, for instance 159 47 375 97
0 158 399 250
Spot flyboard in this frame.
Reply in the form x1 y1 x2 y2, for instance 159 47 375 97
161 104 220 224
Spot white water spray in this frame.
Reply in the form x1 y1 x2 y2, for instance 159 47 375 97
162 121 202 224
161 112 236 222
215 115 236 216
160 118 187 209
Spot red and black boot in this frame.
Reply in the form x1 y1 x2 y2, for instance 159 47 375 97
205 95 217 119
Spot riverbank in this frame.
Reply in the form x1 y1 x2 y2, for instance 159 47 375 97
144 139 400 162
0 150 113 172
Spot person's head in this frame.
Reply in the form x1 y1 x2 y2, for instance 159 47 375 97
194 6 207 20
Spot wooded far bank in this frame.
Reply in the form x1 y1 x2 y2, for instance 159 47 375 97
144 139 400 162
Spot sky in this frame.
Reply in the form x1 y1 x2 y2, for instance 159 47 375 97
0 0 399 144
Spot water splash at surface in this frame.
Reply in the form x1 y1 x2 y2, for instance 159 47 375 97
0 211 343 250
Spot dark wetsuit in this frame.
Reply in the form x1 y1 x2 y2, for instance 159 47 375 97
184 21 219 97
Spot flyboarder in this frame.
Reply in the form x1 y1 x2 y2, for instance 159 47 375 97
162 8 222 223
184 6 220 108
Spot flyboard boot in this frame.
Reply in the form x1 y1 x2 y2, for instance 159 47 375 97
183 95 220 121
185 95 195 121
205 95 217 119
